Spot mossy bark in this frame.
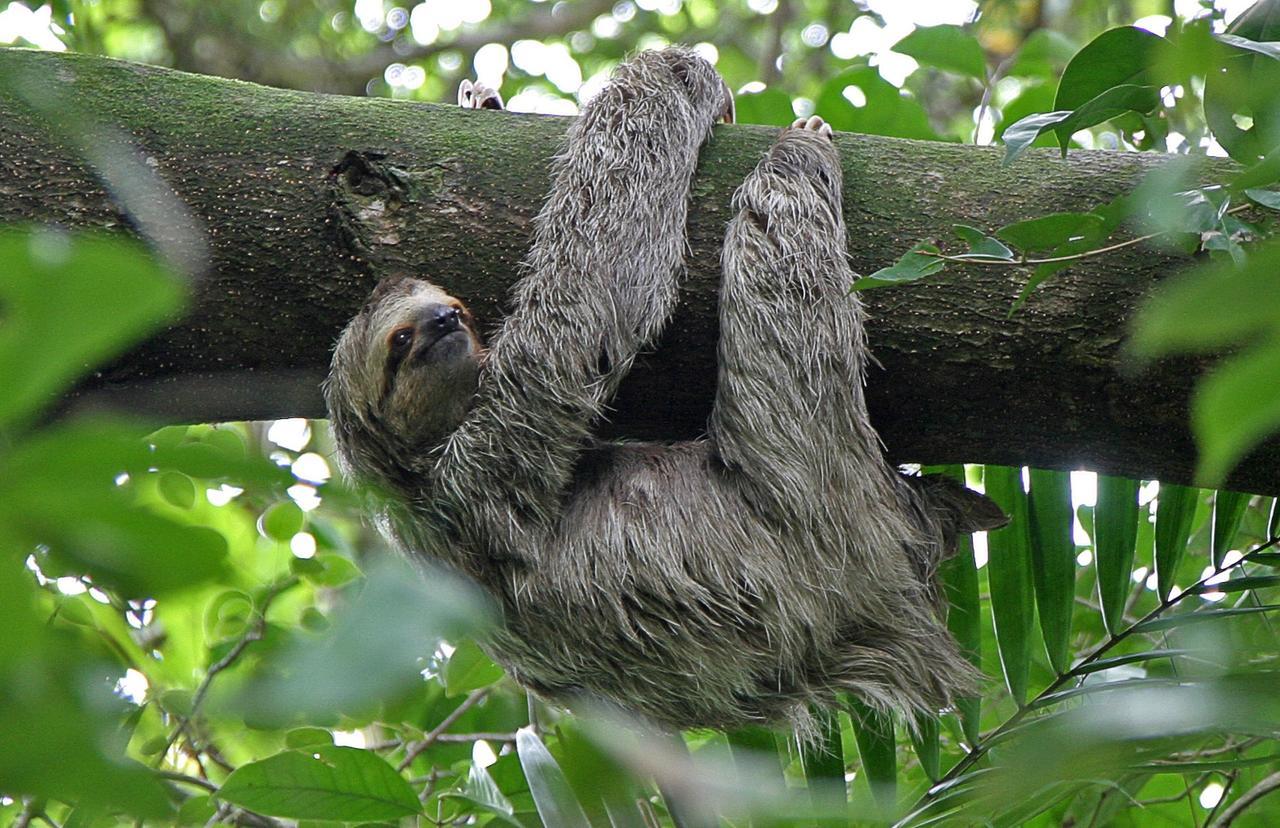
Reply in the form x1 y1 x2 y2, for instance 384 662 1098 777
2 47 1272 492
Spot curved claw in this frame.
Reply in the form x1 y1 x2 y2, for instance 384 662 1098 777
458 78 504 111
720 78 736 124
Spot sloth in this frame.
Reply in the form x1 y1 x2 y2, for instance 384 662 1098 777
325 48 1007 734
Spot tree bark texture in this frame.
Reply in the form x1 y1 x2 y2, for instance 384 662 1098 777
2 48 1273 493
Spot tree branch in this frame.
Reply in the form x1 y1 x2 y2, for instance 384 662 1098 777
2 47 1275 493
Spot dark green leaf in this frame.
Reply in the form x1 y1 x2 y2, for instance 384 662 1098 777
938 465 981 741
1001 110 1072 163
892 25 987 79
910 715 941 781
1154 484 1199 600
1003 84 1161 163
1027 469 1075 673
952 224 1015 260
284 727 334 749
1204 11 1280 163
0 229 184 428
1216 33 1280 59
516 727 591 828
855 243 945 289
1211 490 1251 567
443 638 506 695
983 465 1033 705
996 212 1104 252
442 762 521 825
302 554 362 588
157 472 196 509
1069 648 1195 675
216 746 421 820
850 701 896 812
1094 475 1139 635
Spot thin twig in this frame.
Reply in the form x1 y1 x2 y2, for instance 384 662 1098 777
157 770 218 793
398 687 493 771
918 204 1254 267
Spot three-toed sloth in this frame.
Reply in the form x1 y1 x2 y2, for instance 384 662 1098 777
325 48 1006 735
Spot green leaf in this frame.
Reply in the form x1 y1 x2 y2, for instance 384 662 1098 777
516 727 591 828
891 25 987 79
996 212 1104 252
157 472 197 509
850 701 897 812
1134 605 1280 632
855 243 945 289
216 746 421 821
1191 574 1280 593
260 501 305 542
800 713 847 808
442 762 521 825
733 88 794 126
443 638 506 695
1069 648 1196 675
303 553 362 588
1002 85 1161 164
1007 29 1078 79
1129 242 1280 358
1245 188 1280 209
983 465 1033 705
0 228 184 428
816 65 941 141
910 714 941 781
1094 475 1140 635
1053 26 1172 149
1205 13 1280 163
1154 484 1199 600
952 224 1015 260
1193 340 1280 487
1027 469 1075 673
1211 490 1251 568
938 465 981 741
284 727 334 749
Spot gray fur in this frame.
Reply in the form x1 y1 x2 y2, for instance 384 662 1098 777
325 48 1006 735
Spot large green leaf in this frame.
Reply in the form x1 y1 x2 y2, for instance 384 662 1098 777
443 637 506 695
1194 341 1280 487
216 746 421 820
909 714 941 781
983 466 1033 705
850 701 896 812
516 727 591 828
996 212 1104 252
1027 469 1075 673
1094 475 1140 635
816 65 940 141
856 243 945 289
1154 484 1199 600
1211 490 1252 568
1053 26 1172 150
938 465 982 741
1003 84 1161 163
891 25 987 79
0 229 184 429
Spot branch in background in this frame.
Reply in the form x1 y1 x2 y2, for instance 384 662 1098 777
1210 771 1280 827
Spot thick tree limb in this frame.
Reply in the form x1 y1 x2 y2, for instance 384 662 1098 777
2 47 1273 493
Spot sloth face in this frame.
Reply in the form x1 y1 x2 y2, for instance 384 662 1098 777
329 276 484 451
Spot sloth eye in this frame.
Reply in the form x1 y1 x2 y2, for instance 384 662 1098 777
388 327 415 352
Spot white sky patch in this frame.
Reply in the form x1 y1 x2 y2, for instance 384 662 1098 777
291 532 317 559
1072 471 1096 544
333 729 368 748
692 42 719 65
577 68 613 106
1199 782 1225 809
0 2 66 50
472 739 498 768
206 484 244 506
56 577 87 596
1077 548 1093 566
1134 14 1173 35
287 483 323 512
972 532 988 568
293 452 332 483
115 668 150 705
473 42 508 89
507 87 578 115
268 418 311 452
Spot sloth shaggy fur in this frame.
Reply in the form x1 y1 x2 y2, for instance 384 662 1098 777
325 48 1006 735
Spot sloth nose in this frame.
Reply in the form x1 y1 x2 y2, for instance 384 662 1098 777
423 303 461 333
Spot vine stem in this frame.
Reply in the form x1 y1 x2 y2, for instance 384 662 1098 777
398 687 493 771
917 203 1254 267
906 534 1280 822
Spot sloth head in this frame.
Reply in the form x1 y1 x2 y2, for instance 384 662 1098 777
326 276 485 468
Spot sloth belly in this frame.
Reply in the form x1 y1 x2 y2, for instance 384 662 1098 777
482 439 872 730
